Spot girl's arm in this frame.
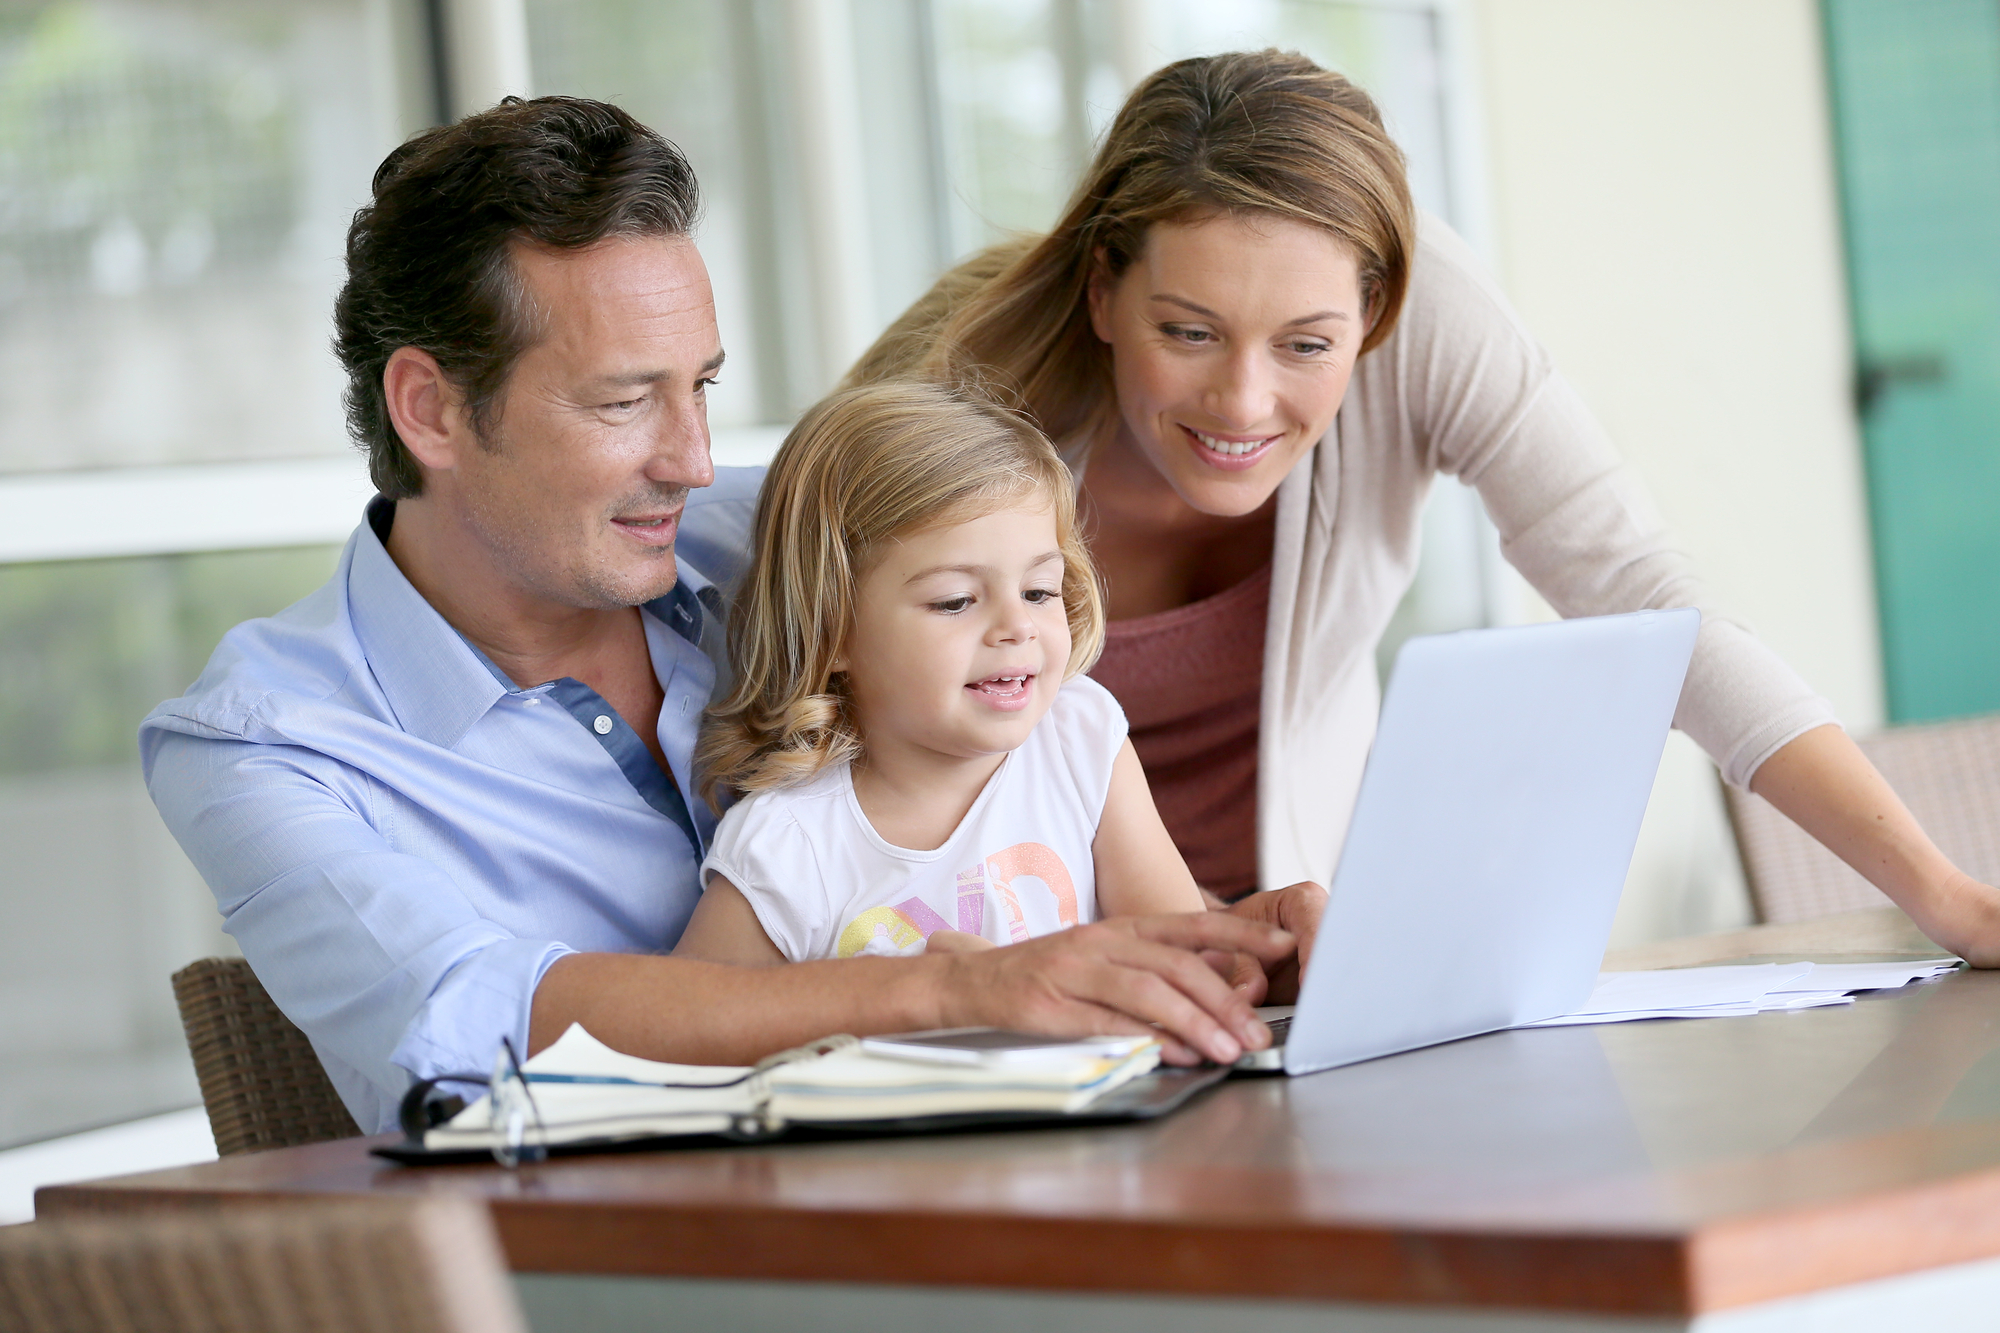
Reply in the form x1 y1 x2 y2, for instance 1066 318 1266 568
672 877 789 965
1093 739 1207 917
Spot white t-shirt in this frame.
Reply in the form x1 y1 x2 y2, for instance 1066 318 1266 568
700 676 1128 961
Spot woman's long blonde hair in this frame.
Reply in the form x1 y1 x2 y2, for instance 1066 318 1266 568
697 380 1105 809
844 50 1416 447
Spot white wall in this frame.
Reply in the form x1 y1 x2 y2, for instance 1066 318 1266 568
1472 0 1879 726
1469 0 1880 941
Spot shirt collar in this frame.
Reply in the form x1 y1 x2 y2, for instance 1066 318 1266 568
347 496 718 750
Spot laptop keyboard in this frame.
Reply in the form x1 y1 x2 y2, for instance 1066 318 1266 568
1264 1015 1292 1042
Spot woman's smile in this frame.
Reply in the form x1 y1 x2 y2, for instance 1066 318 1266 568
1181 423 1283 470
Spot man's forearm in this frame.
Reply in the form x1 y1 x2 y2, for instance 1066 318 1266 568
529 951 946 1064
530 913 1297 1067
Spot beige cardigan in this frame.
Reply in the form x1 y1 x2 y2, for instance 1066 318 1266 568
1246 216 1837 892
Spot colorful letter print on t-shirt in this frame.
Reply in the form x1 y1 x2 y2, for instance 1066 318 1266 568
834 841 1082 957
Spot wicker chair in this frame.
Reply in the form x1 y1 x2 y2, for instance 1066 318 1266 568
171 957 361 1155
0 1198 524 1333
1723 713 2000 924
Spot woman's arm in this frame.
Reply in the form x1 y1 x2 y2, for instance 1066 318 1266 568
1750 724 2000 965
1092 740 1208 917
671 877 789 965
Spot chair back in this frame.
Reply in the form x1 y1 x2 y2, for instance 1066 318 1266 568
1725 713 2000 923
0 1198 525 1333
171 957 361 1155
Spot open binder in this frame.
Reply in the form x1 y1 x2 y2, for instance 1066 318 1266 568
375 1025 1228 1165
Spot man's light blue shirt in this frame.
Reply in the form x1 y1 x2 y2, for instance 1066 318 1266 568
140 470 759 1133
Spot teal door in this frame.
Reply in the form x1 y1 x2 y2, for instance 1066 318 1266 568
1823 0 2000 721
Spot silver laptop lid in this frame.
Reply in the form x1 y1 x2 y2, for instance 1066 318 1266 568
1282 608 1700 1076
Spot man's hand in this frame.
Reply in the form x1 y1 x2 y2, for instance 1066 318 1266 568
931 913 1295 1065
534 912 1294 1068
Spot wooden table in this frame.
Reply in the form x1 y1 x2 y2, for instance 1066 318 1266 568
38 909 2000 1332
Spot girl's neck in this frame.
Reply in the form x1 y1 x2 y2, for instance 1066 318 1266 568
849 743 1008 852
1079 424 1277 620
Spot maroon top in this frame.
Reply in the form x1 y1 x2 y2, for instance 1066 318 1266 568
1088 566 1270 899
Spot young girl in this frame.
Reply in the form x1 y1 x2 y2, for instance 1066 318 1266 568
674 380 1207 964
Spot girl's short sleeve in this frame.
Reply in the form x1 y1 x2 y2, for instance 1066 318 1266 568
697 793 833 962
1047 675 1130 827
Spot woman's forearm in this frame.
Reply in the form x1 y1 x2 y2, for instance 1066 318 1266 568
1748 723 2000 964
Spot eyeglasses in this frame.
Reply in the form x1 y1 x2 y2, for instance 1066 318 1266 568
489 1036 548 1169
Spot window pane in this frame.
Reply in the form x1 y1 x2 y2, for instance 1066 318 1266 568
931 0 1077 249
1134 0 1460 225
526 0 786 424
0 545 339 1147
927 0 1462 247
0 1 403 474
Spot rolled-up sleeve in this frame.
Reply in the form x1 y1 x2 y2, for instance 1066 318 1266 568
1397 222 1841 789
144 726 572 1132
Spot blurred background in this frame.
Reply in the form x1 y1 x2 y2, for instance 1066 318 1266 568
0 0 1987 1152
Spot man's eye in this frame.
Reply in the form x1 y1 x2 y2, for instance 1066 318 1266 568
696 376 721 392
931 596 972 614
605 398 644 413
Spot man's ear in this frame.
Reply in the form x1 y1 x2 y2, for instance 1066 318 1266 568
382 347 473 474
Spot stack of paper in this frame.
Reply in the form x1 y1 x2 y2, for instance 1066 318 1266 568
1518 958 1961 1029
765 1041 1160 1121
423 1024 1165 1154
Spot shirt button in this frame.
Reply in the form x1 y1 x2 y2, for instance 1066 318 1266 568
593 715 614 735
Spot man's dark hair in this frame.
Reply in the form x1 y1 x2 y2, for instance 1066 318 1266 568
334 96 701 498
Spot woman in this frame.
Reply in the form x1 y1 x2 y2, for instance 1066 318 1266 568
849 49 2000 963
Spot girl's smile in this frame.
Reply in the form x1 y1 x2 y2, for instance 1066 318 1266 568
966 670 1037 710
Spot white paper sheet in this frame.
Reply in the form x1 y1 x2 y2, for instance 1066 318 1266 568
1770 959 1961 993
1514 957 1960 1029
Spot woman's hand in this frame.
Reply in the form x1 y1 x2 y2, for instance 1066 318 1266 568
1902 870 2000 968
1203 881 1326 1004
1751 724 2000 966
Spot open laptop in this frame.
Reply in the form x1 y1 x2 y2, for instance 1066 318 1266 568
1239 607 1701 1076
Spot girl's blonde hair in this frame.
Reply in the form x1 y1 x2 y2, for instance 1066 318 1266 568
697 380 1105 809
844 50 1416 447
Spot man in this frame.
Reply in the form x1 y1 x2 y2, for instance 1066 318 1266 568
142 97 1317 1134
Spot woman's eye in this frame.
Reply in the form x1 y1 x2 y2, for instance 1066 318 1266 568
1285 340 1331 357
1162 323 1214 345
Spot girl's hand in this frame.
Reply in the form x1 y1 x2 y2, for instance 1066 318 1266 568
924 929 997 954
1210 881 1325 1004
